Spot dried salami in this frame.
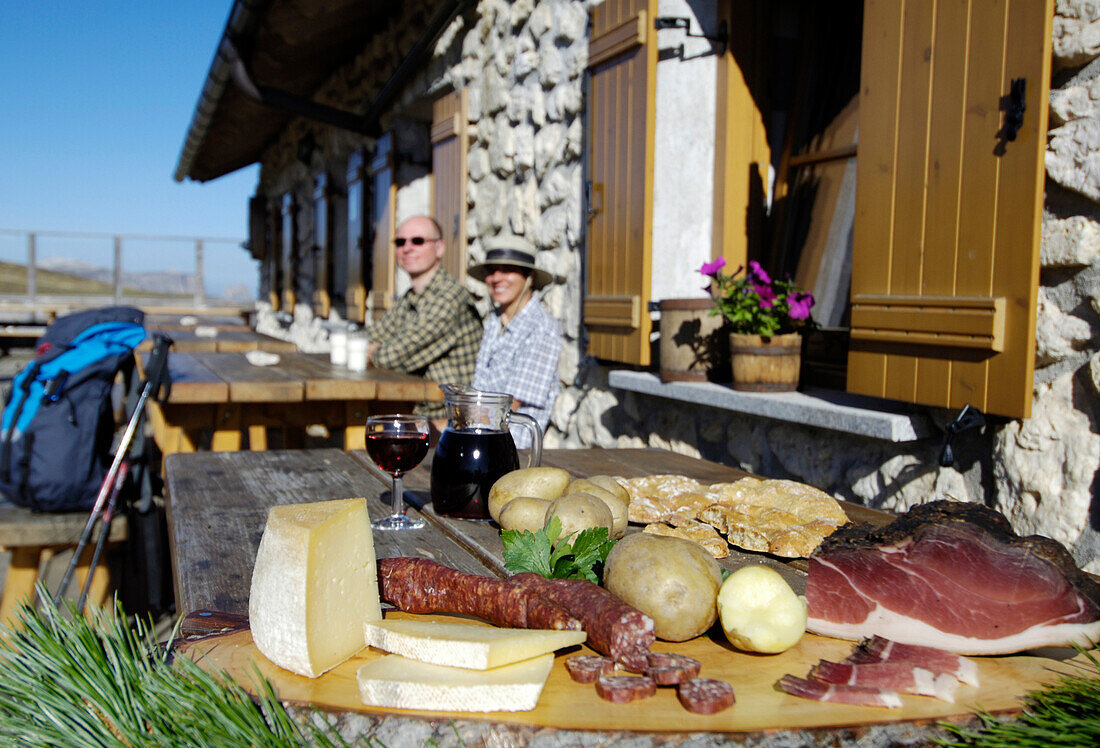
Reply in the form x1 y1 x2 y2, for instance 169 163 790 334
564 655 615 683
378 558 581 630
511 573 656 671
677 678 735 714
646 652 702 684
595 675 657 703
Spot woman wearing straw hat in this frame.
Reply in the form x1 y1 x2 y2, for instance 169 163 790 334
468 235 562 448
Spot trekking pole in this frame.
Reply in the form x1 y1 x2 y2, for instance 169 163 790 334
76 461 129 611
51 333 173 607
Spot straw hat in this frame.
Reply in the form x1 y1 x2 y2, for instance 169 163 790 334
467 235 556 289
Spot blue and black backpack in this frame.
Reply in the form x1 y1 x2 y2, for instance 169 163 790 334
0 306 147 512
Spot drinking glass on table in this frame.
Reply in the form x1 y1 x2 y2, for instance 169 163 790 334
366 414 429 531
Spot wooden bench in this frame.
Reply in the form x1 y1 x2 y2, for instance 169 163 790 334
0 505 127 625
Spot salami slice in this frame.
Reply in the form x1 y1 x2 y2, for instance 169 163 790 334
595 675 657 703
564 655 615 683
511 573 656 671
677 678 735 714
378 558 582 630
646 652 702 684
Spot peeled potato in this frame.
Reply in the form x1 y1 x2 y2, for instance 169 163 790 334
498 496 552 533
544 493 613 543
566 479 628 538
488 467 571 522
717 565 807 653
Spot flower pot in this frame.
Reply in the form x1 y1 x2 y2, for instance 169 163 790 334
729 332 801 392
658 299 729 383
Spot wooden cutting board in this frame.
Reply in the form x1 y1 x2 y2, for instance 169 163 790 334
176 610 1087 733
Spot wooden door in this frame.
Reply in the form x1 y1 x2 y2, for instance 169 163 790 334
432 89 468 282
584 0 657 365
848 0 1052 418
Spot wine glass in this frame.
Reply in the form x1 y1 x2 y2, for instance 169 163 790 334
366 414 429 531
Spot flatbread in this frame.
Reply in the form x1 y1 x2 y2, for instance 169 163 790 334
620 474 849 558
643 521 730 559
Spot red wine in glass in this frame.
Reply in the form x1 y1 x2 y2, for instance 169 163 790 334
366 414 429 531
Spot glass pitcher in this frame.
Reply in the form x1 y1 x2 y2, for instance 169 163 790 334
430 384 542 519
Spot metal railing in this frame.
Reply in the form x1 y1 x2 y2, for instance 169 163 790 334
0 229 247 309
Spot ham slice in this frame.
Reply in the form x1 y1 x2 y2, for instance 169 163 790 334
808 660 959 702
805 501 1100 654
777 674 902 708
846 635 979 686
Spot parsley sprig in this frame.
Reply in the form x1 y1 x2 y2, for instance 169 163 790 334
502 516 617 584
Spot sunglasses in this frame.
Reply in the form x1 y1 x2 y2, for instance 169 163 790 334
393 236 439 247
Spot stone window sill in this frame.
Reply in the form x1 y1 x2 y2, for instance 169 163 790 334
608 371 936 443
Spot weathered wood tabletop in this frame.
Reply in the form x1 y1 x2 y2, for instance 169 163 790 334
136 328 296 353
141 352 442 454
164 447 1047 746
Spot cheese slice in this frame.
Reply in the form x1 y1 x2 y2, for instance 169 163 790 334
248 498 380 678
364 619 586 670
357 653 554 712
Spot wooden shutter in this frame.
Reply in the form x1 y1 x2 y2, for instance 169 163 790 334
312 173 332 318
432 89 468 282
369 133 397 320
848 0 1052 418
345 149 368 323
584 0 657 365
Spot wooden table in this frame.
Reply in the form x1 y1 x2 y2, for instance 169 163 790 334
142 352 442 455
163 447 1067 745
136 328 297 353
144 313 250 331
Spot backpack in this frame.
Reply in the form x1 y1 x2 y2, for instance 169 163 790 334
0 306 147 512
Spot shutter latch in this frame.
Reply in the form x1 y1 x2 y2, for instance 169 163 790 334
938 404 986 468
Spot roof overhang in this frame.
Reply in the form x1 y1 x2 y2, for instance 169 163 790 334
174 0 401 183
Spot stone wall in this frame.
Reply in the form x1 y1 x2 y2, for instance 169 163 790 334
251 1 1100 571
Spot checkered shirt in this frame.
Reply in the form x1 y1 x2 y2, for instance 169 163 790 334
369 269 482 419
471 299 562 448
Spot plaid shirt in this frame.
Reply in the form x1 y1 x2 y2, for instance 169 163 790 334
472 299 562 448
369 269 482 418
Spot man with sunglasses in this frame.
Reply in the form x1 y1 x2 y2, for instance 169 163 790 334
367 215 481 428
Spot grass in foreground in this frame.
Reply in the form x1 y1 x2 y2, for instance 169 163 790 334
937 647 1100 747
0 590 359 748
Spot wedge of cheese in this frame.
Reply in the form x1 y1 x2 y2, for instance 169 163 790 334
357 654 554 712
364 619 586 670
249 498 380 678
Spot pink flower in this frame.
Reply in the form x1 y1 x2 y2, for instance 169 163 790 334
752 282 776 308
788 291 815 320
748 260 771 285
698 257 727 277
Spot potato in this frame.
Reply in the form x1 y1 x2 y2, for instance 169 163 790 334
717 565 807 653
544 493 614 543
566 479 628 538
488 467 571 522
586 474 630 504
603 532 722 641
498 497 552 533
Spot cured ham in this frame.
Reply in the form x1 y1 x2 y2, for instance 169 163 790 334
805 501 1100 654
846 636 979 686
808 660 959 702
777 674 902 709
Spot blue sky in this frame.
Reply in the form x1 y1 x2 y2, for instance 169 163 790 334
0 1 260 296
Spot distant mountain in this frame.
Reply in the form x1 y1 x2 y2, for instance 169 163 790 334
35 257 250 299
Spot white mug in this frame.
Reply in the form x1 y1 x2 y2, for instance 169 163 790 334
346 334 368 372
330 330 348 366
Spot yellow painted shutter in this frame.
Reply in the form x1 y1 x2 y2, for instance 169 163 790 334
849 0 1052 418
585 0 657 365
369 133 397 320
432 89 468 282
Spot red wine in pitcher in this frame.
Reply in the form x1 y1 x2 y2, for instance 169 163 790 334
366 432 429 476
431 428 519 519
